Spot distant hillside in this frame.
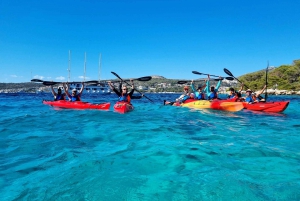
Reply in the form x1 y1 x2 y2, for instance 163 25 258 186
238 59 300 91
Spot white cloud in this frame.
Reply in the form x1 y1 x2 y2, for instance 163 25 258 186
56 76 65 81
10 75 18 78
78 76 90 80
33 75 44 80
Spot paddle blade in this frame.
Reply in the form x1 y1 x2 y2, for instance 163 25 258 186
42 81 58 86
192 71 202 75
137 76 152 81
177 81 188 84
224 68 233 76
111 72 122 80
225 77 234 81
31 79 43 83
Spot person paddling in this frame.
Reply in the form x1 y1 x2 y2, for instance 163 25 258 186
191 80 207 100
108 79 135 103
205 75 222 100
164 86 192 105
63 82 84 102
50 85 65 101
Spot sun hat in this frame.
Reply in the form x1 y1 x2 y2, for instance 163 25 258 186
246 89 252 92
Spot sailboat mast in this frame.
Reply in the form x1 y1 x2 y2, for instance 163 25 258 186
98 53 102 82
68 50 71 82
84 52 86 82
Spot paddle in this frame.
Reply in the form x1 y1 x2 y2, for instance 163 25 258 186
109 76 152 83
265 62 268 101
224 68 264 99
192 71 234 81
111 72 154 103
40 80 99 86
177 79 224 84
30 79 44 83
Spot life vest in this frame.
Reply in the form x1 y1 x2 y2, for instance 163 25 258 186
196 93 205 100
69 94 81 102
228 94 235 99
181 95 191 103
245 96 254 103
208 91 218 100
119 93 131 103
55 94 64 101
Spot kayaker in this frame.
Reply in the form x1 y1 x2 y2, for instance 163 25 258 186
164 86 192 105
227 84 244 100
50 85 65 101
108 79 135 103
244 89 259 104
63 82 84 102
205 75 222 100
118 80 142 99
191 80 206 100
253 85 267 102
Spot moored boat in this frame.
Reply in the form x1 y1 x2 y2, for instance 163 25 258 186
43 100 110 110
113 101 134 114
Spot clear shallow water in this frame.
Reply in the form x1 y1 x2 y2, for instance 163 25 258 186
1 93 300 201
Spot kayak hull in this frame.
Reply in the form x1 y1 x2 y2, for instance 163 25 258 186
181 99 244 112
242 101 289 113
43 100 111 110
113 102 134 114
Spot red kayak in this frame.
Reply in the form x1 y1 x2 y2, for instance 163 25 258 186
43 100 111 110
242 101 289 113
113 101 134 114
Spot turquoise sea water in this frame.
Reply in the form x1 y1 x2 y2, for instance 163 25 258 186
1 93 300 201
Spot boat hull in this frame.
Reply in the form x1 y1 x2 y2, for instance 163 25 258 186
43 100 110 110
181 99 244 112
242 101 289 113
113 102 134 114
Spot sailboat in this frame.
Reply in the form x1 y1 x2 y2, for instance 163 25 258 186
68 52 111 94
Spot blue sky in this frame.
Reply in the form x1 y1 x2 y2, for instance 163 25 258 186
1 0 299 83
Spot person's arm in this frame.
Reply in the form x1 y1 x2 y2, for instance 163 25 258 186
215 77 222 92
256 85 267 97
190 80 196 93
238 83 244 93
118 81 122 93
78 82 84 95
205 75 210 96
50 85 57 96
108 81 121 96
63 83 70 97
128 79 135 97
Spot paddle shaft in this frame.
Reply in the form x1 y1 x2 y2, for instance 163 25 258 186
111 72 154 102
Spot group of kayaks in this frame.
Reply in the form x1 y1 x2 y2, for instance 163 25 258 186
42 98 289 113
43 100 133 114
176 99 289 113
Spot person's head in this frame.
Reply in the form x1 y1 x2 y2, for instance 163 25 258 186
246 89 252 96
184 86 189 92
236 92 242 98
197 86 202 91
72 89 77 96
57 88 62 94
210 86 215 92
229 87 235 94
122 86 128 93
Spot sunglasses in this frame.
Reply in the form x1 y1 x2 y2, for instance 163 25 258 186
122 88 127 90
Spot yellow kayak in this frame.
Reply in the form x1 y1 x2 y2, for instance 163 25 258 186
181 100 244 112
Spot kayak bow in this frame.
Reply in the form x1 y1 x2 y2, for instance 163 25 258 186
113 101 134 114
43 100 111 110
